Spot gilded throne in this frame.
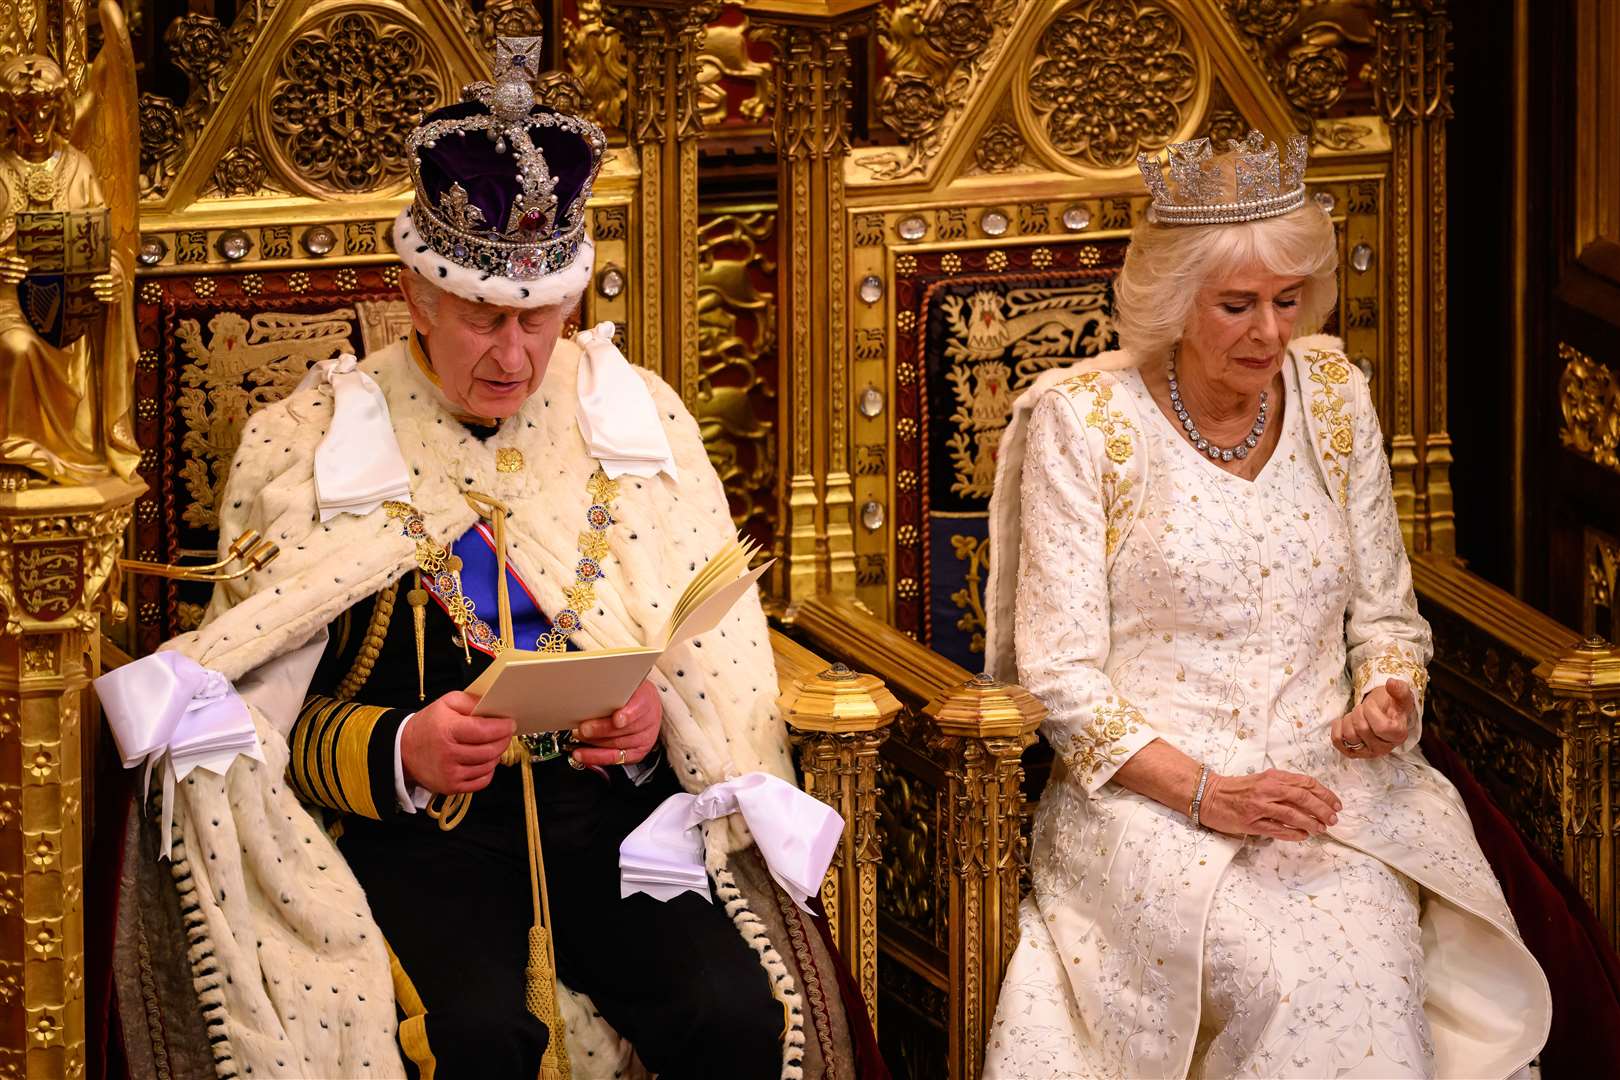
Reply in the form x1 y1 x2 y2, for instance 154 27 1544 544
0 1 1615 1079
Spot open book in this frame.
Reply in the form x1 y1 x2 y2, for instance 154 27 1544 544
466 537 773 732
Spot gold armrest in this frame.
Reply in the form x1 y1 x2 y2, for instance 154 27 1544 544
786 593 972 707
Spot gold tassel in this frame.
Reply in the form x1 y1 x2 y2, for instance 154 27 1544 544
518 744 571 1080
408 571 428 703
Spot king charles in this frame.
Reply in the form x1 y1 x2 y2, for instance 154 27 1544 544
97 38 880 1080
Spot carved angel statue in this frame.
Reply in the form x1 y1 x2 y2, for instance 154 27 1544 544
0 0 140 485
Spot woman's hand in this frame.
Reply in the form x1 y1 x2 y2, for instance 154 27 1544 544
571 679 662 768
1332 678 1414 759
1199 769 1342 841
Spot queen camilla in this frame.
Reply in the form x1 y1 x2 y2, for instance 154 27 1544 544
979 133 1551 1079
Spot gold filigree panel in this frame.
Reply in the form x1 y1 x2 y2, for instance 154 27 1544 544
260 7 450 199
1017 0 1204 174
697 209 778 547
1558 340 1620 474
861 0 1023 181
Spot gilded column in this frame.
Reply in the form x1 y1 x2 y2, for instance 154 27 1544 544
923 674 1045 1080
778 662 900 1027
0 484 137 1077
750 0 878 602
604 0 719 402
1540 637 1620 944
1375 0 1455 554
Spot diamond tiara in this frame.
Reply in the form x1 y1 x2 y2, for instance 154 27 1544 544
1136 131 1309 226
405 37 607 281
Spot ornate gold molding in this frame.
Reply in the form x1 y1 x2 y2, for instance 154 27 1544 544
0 479 140 1077
858 0 1021 181
751 1 876 603
1559 340 1620 474
1374 0 1454 554
922 674 1043 1080
1017 0 1202 174
779 662 900 1027
1587 529 1620 644
606 0 719 399
259 8 449 199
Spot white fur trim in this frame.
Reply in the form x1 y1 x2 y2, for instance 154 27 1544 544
392 207 592 309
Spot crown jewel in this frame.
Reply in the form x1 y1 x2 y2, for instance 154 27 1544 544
1137 131 1309 226
405 35 606 282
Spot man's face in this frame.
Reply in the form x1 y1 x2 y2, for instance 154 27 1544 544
405 286 567 419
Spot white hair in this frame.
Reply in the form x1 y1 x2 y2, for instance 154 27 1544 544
1112 202 1338 366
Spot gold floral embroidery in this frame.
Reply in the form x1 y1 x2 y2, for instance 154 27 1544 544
1354 643 1430 700
1059 371 1139 555
1305 349 1354 508
1063 696 1145 784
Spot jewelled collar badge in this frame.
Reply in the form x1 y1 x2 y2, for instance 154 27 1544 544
1137 131 1309 226
403 36 607 284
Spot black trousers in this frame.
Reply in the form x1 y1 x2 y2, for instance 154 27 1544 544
338 756 783 1080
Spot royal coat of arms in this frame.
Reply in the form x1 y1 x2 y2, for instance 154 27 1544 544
14 208 110 347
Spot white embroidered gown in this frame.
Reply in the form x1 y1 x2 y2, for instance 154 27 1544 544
981 345 1550 1079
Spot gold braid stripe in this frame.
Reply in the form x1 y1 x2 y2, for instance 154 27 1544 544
290 697 388 819
334 582 398 701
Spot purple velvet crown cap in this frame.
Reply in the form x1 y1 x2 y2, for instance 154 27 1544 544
414 99 596 243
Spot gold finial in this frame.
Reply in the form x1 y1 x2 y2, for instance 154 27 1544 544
924 672 1046 739
778 663 901 734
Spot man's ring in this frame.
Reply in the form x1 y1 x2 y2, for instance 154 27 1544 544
615 748 627 766
1343 739 1366 751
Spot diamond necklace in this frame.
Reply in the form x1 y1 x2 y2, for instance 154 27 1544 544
1167 354 1269 462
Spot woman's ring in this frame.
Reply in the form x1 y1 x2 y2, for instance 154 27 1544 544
1343 739 1366 751
616 748 627 766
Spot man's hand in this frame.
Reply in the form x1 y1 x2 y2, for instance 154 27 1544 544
1199 769 1342 841
1332 678 1414 759
572 679 662 768
400 690 515 794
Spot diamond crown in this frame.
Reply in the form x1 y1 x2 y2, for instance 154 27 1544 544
1137 131 1309 226
405 36 606 281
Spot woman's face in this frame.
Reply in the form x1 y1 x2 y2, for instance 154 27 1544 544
1178 267 1306 397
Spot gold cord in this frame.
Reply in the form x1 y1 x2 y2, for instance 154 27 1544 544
517 742 571 1080
334 583 397 701
463 490 516 652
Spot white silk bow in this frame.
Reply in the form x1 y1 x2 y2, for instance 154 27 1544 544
618 772 844 912
298 353 413 522
94 653 263 856
575 321 679 480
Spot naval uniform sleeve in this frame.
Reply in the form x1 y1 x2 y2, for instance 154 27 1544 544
287 695 412 821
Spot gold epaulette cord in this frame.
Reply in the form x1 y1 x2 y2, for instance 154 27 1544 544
334 582 398 702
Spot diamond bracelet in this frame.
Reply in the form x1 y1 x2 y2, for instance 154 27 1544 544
1188 764 1212 829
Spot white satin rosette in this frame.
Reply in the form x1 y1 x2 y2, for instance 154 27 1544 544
618 771 844 912
575 321 679 481
95 653 263 854
298 353 413 522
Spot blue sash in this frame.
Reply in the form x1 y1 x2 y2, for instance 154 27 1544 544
428 522 573 655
